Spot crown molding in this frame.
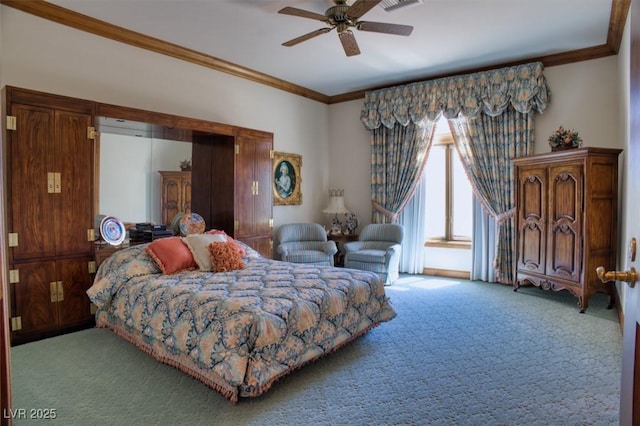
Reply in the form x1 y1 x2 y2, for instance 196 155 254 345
1 0 630 105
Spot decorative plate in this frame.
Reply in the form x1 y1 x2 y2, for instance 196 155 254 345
179 212 205 236
100 216 126 246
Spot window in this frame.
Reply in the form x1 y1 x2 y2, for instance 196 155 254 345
424 119 473 247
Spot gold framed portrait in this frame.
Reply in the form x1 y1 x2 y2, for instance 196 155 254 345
273 151 302 205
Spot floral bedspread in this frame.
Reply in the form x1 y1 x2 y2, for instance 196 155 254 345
87 244 396 402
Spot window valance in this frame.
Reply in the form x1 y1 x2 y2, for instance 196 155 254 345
361 62 550 130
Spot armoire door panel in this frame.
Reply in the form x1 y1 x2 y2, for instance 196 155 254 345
235 140 256 238
549 165 582 222
9 104 57 261
517 168 546 274
520 171 545 222
547 223 580 281
182 179 192 213
254 138 273 237
519 223 545 273
11 261 58 336
55 110 94 257
547 164 582 281
56 258 93 327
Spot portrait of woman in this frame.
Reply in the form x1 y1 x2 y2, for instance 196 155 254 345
275 160 294 198
273 152 302 205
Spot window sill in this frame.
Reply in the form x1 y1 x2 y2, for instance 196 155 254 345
424 239 471 249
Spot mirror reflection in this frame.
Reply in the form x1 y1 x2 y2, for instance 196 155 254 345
97 117 192 225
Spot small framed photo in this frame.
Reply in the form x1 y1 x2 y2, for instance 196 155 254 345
273 151 302 205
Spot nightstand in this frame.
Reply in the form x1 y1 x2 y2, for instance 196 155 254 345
328 233 358 267
95 243 128 268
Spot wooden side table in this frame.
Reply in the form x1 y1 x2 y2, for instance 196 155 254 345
95 243 128 268
328 233 359 266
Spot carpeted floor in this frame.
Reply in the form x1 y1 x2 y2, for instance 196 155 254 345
10 275 622 425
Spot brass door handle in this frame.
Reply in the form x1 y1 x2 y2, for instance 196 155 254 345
596 266 637 287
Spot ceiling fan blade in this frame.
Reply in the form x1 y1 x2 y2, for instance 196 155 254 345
358 21 414 36
282 28 333 47
278 6 327 22
339 30 361 57
346 0 382 19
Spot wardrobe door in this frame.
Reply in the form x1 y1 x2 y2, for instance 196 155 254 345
11 261 58 340
516 166 547 276
546 163 583 282
56 258 93 328
8 104 56 262
254 137 274 244
55 110 94 257
234 129 273 257
235 137 256 240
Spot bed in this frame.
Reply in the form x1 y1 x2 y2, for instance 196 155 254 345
87 235 396 402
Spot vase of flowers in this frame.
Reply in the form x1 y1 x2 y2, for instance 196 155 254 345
548 126 582 151
179 158 192 171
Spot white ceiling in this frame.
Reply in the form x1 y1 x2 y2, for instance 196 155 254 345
45 0 615 98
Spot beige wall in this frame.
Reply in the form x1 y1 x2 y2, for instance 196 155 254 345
0 6 330 230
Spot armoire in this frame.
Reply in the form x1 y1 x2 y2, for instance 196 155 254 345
513 147 622 313
159 171 192 227
3 86 274 344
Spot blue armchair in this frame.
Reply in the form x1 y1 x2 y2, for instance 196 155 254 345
343 224 404 285
276 223 338 266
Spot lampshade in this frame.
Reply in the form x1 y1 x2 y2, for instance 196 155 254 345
322 189 350 215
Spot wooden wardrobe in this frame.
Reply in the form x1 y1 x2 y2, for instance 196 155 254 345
191 128 274 258
159 171 192 226
5 87 96 344
3 86 274 344
513 147 622 312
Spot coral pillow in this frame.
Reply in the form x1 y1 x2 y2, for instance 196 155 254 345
208 241 246 272
145 237 196 274
183 233 227 271
206 229 247 257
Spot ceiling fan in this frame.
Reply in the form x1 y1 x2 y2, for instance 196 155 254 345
278 0 414 57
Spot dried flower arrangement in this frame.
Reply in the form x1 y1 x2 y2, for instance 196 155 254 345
548 126 582 151
179 158 192 171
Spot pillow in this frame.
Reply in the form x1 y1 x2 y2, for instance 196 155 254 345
183 233 227 271
145 237 196 274
208 241 246 272
206 229 247 257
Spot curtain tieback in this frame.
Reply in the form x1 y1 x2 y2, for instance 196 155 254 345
372 202 398 222
495 208 515 224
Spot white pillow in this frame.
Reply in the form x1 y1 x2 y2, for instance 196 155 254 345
183 233 227 271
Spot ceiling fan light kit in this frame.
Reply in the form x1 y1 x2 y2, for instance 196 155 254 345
278 0 414 57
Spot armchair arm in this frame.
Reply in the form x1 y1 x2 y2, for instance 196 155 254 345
277 245 289 257
384 244 402 263
343 241 365 254
322 241 338 256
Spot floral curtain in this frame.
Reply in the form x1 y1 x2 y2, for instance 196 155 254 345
450 108 535 283
361 62 550 282
370 121 432 223
361 62 549 129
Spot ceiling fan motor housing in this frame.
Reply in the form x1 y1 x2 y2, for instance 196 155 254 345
327 4 353 28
